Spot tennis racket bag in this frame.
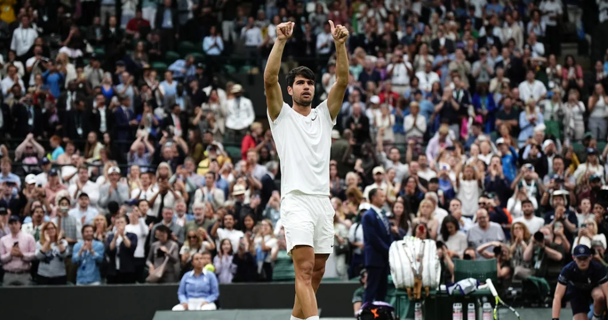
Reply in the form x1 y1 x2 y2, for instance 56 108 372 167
389 237 441 298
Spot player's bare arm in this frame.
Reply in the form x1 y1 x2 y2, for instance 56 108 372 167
327 20 349 120
551 282 566 319
264 22 294 121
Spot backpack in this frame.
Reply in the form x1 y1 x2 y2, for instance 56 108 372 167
357 301 397 320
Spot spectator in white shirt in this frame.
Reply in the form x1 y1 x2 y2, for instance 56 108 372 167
518 69 547 104
404 101 427 139
526 33 545 58
241 16 262 63
415 60 440 92
10 16 38 60
69 193 99 240
225 84 255 142
316 22 334 56
211 211 244 251
387 49 413 95
67 165 100 207
1 64 25 97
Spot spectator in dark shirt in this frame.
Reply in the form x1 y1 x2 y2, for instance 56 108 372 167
495 97 520 136
232 236 256 282
345 103 371 146
358 59 381 87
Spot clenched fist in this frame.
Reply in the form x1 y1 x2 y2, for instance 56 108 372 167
276 22 295 41
328 20 349 44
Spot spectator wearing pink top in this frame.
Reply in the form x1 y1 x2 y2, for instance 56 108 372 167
0 215 36 286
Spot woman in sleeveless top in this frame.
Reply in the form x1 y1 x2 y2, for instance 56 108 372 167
588 83 608 141
540 87 564 140
456 164 482 217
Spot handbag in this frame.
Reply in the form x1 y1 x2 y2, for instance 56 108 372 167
146 242 175 283
335 242 350 255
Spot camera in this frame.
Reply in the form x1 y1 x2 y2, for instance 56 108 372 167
581 223 587 228
157 248 165 258
534 231 544 242
493 246 502 256
555 177 564 184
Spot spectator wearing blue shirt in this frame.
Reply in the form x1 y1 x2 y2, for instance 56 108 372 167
42 61 65 99
496 138 518 182
72 225 105 285
169 55 197 81
0 158 21 189
203 26 224 56
173 253 220 311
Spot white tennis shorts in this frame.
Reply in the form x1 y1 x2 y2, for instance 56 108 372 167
281 191 335 255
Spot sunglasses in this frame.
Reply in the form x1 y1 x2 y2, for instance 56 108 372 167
188 236 198 239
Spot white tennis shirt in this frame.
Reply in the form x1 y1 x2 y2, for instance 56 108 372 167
268 100 335 197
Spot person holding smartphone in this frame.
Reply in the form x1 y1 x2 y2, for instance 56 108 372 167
0 215 36 286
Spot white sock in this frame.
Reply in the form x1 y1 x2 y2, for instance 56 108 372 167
305 317 320 320
290 316 304 320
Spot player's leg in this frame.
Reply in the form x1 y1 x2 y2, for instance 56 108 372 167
590 287 606 320
292 253 329 319
291 245 319 320
570 291 594 320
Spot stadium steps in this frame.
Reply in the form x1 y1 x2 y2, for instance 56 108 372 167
165 51 181 64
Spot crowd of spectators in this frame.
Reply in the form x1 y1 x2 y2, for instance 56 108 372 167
1 0 608 312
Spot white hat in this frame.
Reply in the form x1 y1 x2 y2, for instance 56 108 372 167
232 184 246 196
358 203 371 212
331 130 341 140
25 174 36 185
231 84 243 94
370 95 380 104
372 166 385 175
496 138 505 145
108 166 121 174
542 139 555 150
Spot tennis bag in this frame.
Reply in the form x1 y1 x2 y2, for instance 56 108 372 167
389 237 441 299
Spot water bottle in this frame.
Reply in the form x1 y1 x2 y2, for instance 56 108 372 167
482 302 493 320
467 303 476 320
414 302 423 320
452 303 463 320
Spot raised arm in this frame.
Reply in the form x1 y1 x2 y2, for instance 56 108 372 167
327 20 349 120
264 22 293 121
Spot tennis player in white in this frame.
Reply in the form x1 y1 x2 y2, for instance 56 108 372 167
264 21 349 320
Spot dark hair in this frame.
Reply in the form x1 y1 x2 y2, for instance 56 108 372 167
155 224 172 235
369 188 380 201
219 238 234 255
440 215 460 241
429 177 439 184
521 199 533 206
108 201 120 215
81 224 94 235
286 66 316 87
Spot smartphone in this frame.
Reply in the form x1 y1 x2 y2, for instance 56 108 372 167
13 242 19 247
581 223 587 228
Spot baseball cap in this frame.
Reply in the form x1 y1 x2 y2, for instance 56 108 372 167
108 166 121 174
196 63 205 69
372 166 385 175
116 60 126 66
495 138 505 145
587 148 598 155
232 184 246 196
8 215 20 223
523 163 535 171
533 124 546 133
542 139 554 150
590 174 602 182
0 206 6 215
370 95 380 104
41 157 51 165
358 203 371 212
25 174 36 185
584 132 593 140
573 244 592 258
48 168 59 176
231 84 243 94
